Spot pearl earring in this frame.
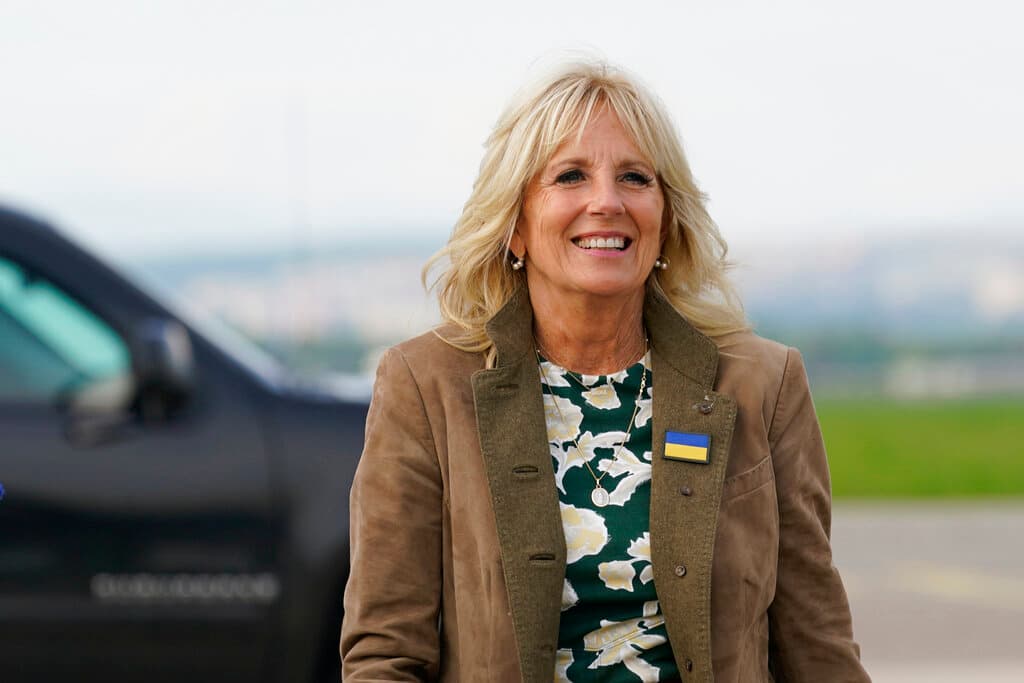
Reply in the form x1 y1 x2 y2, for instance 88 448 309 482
511 256 525 271
653 256 670 271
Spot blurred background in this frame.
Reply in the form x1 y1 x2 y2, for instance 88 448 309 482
2 0 1022 680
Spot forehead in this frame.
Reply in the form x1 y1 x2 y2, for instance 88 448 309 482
546 107 652 166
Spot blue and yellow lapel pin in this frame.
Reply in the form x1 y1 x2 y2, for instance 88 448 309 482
664 431 711 464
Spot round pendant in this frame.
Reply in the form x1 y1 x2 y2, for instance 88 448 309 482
591 486 610 507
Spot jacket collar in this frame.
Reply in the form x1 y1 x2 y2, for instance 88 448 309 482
483 283 534 368
643 284 720 388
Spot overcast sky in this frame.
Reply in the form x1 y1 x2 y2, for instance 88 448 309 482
1 0 1021 261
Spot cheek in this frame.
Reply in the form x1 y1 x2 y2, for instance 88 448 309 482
522 193 552 236
635 197 666 239
530 198 578 251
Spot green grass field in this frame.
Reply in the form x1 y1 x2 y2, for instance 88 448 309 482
816 397 1024 498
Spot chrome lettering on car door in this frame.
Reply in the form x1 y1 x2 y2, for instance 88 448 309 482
90 573 280 603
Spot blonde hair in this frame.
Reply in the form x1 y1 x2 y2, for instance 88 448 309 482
423 58 748 365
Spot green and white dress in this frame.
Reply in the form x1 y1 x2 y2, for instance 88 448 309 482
539 352 679 683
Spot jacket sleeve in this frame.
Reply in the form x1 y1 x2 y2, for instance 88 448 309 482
766 348 871 682
341 347 443 682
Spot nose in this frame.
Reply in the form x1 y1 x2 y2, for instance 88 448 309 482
586 173 625 217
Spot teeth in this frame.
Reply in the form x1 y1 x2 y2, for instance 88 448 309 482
575 236 626 250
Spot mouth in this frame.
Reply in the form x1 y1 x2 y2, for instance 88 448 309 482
572 235 631 251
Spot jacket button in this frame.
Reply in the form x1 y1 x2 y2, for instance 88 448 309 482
685 658 694 672
697 400 713 415
674 564 686 577
679 486 692 496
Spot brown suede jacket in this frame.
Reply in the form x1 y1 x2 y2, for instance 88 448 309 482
341 286 871 682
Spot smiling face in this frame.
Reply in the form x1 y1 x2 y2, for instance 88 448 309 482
511 107 665 314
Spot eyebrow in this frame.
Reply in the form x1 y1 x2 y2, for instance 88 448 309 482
547 156 655 171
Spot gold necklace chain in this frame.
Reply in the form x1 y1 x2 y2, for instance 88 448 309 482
535 341 598 390
536 348 648 508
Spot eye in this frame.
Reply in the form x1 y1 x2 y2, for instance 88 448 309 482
621 171 655 187
555 169 585 185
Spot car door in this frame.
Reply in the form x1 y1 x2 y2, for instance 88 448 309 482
0 247 278 682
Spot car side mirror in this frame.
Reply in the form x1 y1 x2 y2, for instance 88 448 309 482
132 318 196 421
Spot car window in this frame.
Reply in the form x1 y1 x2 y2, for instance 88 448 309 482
0 256 130 402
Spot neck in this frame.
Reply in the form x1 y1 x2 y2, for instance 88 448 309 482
531 290 646 375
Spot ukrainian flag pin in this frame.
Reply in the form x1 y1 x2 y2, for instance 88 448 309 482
664 431 711 464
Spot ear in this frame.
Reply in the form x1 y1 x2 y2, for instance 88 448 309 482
510 228 525 259
660 200 672 243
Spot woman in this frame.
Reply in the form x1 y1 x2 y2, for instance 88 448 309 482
341 60 870 683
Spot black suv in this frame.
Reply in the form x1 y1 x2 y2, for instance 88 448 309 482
0 206 367 682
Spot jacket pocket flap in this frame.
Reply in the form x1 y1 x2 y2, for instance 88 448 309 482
721 455 774 502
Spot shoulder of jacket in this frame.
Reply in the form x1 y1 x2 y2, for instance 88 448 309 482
716 330 790 369
713 330 796 402
385 324 485 380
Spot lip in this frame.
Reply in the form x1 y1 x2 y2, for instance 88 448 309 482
571 231 632 240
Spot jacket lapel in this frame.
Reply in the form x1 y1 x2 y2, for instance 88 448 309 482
645 287 737 681
472 286 566 683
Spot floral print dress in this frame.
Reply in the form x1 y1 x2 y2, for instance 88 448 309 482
539 352 679 683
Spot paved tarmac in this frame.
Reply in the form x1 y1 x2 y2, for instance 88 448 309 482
830 502 1024 682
